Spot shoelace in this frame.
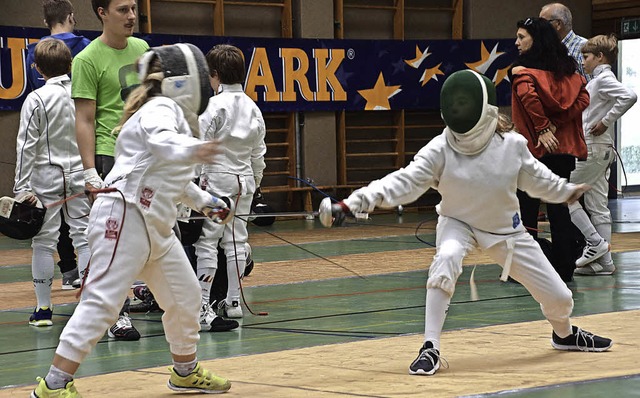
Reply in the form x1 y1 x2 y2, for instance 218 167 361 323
574 328 597 352
117 314 133 329
417 347 449 370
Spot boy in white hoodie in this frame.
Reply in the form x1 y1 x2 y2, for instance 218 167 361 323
570 34 637 275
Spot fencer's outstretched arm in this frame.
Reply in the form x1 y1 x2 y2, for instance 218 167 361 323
517 142 587 204
343 141 442 214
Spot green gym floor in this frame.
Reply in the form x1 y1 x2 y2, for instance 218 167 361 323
1 198 639 397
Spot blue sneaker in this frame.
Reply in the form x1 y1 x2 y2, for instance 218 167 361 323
29 307 53 327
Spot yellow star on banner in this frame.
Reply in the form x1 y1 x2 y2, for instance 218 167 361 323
405 45 431 69
420 63 445 86
493 65 511 86
358 72 402 110
465 42 505 74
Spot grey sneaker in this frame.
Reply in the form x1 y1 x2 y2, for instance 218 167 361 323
61 268 80 290
574 260 615 276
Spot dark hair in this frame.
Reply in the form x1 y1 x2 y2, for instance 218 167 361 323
43 0 74 29
515 17 577 77
91 0 112 22
34 38 72 78
206 44 245 84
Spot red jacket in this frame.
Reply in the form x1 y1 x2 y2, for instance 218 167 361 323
511 68 589 160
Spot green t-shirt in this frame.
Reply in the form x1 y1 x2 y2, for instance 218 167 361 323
71 37 149 157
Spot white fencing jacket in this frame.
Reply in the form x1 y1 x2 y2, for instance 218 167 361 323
582 64 637 146
199 83 266 187
347 132 576 242
14 75 83 195
104 96 212 239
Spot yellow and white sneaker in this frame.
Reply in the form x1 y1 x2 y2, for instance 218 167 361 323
167 362 231 394
31 377 82 398
29 307 53 327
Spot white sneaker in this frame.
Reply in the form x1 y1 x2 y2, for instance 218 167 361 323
219 300 243 318
575 240 609 268
574 260 615 276
199 303 216 327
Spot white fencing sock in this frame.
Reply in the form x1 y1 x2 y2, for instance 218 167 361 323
196 257 217 304
568 202 603 245
424 287 451 350
32 247 55 309
225 253 246 303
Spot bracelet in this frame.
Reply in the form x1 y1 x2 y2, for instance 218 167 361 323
537 127 552 135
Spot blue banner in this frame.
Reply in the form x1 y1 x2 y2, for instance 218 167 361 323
1 26 517 112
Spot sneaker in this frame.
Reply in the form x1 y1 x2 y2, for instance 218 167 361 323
31 376 81 398
575 240 609 267
167 362 231 394
219 300 243 318
552 325 613 352
29 307 53 327
71 278 81 289
574 259 616 276
200 303 239 332
107 313 141 341
409 341 440 375
61 268 79 290
129 286 161 313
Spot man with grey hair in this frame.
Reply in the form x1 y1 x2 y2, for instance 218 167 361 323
540 2 590 79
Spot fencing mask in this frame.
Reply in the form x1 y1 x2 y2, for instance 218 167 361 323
0 197 46 240
441 70 499 155
138 43 210 117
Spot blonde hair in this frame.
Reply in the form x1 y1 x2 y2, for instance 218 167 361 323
115 56 163 132
496 113 515 134
581 34 618 63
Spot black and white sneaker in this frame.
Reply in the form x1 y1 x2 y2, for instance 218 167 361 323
108 313 141 341
409 341 440 375
552 326 612 352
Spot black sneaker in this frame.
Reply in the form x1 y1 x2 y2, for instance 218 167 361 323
409 341 440 375
207 316 239 332
552 326 612 352
108 313 141 341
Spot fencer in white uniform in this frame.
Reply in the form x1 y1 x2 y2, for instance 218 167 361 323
14 46 91 326
321 70 613 376
194 44 267 319
33 44 232 397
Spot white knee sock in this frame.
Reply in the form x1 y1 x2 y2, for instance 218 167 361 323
196 257 217 304
568 203 602 245
424 287 451 350
225 253 246 303
32 247 55 309
76 245 91 281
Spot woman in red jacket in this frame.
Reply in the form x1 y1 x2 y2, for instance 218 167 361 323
511 17 589 282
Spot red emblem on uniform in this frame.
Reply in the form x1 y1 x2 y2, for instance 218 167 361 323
105 217 119 240
140 187 155 209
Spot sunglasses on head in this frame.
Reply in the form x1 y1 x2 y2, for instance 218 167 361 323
523 17 534 26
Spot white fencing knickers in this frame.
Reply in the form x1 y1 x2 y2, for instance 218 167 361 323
56 196 201 363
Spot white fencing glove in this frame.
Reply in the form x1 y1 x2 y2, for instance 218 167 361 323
343 189 379 214
83 168 105 190
15 191 43 208
202 195 235 224
318 197 351 228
